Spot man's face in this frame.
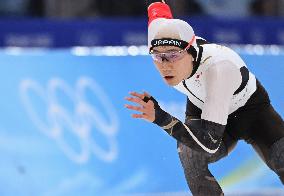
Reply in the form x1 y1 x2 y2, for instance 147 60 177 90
151 46 193 86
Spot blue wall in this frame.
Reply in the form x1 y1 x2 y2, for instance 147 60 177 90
0 48 283 195
0 17 283 47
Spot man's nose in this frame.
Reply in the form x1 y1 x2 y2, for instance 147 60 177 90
161 60 172 69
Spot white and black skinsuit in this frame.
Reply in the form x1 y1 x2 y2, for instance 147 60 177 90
148 38 284 195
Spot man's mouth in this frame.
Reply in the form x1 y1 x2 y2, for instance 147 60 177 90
164 76 174 80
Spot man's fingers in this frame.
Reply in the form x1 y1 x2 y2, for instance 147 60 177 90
124 104 147 113
143 91 151 98
132 113 148 119
129 91 144 99
132 113 153 122
125 96 147 107
130 92 153 104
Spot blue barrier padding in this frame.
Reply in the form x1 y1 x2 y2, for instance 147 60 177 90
0 17 283 47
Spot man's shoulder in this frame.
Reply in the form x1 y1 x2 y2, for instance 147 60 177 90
201 44 244 65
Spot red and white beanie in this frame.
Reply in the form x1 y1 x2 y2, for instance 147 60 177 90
147 2 197 52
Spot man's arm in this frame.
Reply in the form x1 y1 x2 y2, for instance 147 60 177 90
150 96 225 154
125 92 224 153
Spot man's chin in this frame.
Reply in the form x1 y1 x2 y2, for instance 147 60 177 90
164 77 180 86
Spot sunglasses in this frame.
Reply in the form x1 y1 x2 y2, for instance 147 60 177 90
150 49 187 63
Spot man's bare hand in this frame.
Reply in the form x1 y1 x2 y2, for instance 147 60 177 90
124 91 155 122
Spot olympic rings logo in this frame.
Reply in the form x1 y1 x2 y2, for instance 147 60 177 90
19 77 119 164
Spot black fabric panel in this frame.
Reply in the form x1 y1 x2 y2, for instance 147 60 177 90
196 38 210 45
185 119 225 150
233 66 249 95
189 45 203 78
225 79 284 184
185 97 202 118
230 79 270 115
